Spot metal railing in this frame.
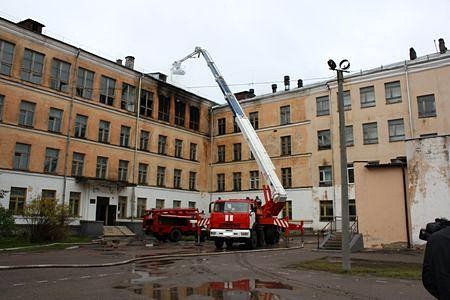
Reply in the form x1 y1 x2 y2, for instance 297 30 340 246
317 216 358 249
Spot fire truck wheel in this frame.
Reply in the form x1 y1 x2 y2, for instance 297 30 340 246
169 229 182 242
246 231 258 249
225 239 233 249
214 238 224 249
256 227 265 247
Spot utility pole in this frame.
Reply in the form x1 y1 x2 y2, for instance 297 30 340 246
328 59 351 271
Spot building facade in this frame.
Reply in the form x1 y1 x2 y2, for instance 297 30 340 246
0 17 449 244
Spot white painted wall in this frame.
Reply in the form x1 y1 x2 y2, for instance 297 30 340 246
407 136 450 245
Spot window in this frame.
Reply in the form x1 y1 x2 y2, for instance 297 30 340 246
283 200 293 220
174 139 183 158
249 151 254 160
363 122 378 144
217 174 225 192
118 160 129 181
319 166 332 186
188 201 196 208
158 135 167 155
120 126 131 147
174 100 185 126
9 187 26 215
233 143 241 161
280 105 290 125
155 199 165 209
417 94 436 118
140 130 149 151
360 86 375 107
69 192 81 217
233 172 242 191
13 143 30 170
71 152 85 177
99 76 115 106
0 39 15 76
121 83 136 112
158 95 170 122
316 96 330 116
41 189 56 203
320 200 333 222
173 200 182 208
48 108 63 132
233 117 241 133
388 119 405 142
96 156 108 179
189 143 197 161
140 90 153 118
189 106 200 130
345 125 354 147
281 167 292 188
249 112 259 129
173 169 182 188
217 145 225 162
347 164 354 184
349 199 356 221
218 118 226 135
385 81 401 104
44 148 59 173
50 59 71 92
250 170 259 190
76 67 94 99
138 163 148 185
74 114 87 138
98 120 110 143
280 136 292 156
318 129 331 150
0 94 4 121
19 100 35 127
189 172 196 190
118 196 127 218
21 49 44 84
157 166 166 187
342 90 351 110
137 198 147 218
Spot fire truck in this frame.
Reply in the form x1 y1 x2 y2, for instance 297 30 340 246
172 47 304 249
142 208 206 242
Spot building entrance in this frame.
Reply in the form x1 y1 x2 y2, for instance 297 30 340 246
96 197 117 225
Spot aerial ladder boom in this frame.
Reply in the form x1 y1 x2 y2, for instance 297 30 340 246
172 47 287 203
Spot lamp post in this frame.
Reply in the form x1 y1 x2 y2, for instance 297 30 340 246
328 58 351 271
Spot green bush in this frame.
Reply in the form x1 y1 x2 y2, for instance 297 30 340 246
0 206 16 236
22 197 72 242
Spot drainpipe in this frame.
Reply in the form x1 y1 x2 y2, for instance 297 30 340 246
62 48 81 205
325 82 338 219
404 63 414 138
131 74 143 222
400 163 411 248
209 106 214 205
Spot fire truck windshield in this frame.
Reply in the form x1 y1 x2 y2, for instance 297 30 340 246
213 202 249 213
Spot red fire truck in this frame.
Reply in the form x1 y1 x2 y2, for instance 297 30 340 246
172 48 304 249
142 208 204 242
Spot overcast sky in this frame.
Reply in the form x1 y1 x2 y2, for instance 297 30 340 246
2 0 449 103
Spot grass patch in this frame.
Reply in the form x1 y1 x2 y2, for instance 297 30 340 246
294 257 421 280
0 235 92 251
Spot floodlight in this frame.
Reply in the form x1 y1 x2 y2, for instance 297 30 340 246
327 59 337 70
339 59 350 70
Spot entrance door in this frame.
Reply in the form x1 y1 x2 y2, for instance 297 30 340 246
107 205 117 226
96 197 109 224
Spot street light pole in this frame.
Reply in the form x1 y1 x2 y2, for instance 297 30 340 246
328 59 351 271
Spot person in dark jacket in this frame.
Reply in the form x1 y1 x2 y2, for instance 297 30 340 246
422 225 450 299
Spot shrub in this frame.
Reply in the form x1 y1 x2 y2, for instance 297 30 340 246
22 197 72 242
0 206 15 236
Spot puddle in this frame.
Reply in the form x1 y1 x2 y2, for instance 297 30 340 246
124 278 293 299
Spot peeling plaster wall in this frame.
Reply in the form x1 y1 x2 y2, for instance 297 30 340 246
407 136 450 245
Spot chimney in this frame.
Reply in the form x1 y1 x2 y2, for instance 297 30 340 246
125 56 135 69
116 59 123 65
409 47 417 60
284 75 290 91
17 19 45 34
271 84 277 93
249 88 254 94
438 38 447 54
297 79 303 88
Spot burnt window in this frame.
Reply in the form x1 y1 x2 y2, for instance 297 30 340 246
50 58 71 92
158 95 170 122
189 106 200 131
175 100 186 126
121 83 136 112
76 67 94 99
99 76 116 106
249 112 259 129
140 90 153 118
